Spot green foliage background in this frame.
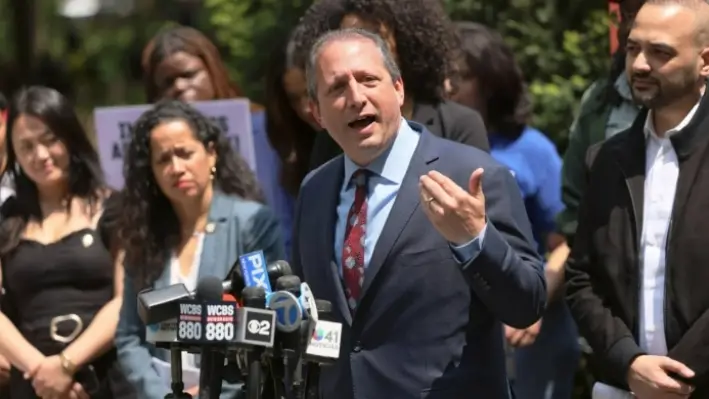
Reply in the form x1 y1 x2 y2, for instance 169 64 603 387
0 0 613 150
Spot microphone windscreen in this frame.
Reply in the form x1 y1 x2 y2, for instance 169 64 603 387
242 286 267 309
195 276 223 301
268 260 293 277
222 293 238 303
314 299 333 314
275 275 301 291
229 261 246 298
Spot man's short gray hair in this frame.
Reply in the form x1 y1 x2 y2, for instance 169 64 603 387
305 28 402 101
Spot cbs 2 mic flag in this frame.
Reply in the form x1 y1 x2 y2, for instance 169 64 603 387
242 308 276 345
176 300 237 343
238 250 273 294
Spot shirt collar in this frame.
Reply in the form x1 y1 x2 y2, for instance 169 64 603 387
643 97 702 140
343 117 417 186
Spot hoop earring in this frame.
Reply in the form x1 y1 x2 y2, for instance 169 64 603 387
210 166 216 180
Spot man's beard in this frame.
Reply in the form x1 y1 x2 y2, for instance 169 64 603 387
630 67 698 109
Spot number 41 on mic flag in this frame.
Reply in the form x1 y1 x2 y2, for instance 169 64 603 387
177 300 236 343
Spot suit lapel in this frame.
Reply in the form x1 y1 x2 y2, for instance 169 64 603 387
199 191 230 280
613 120 647 251
153 262 171 289
153 191 231 292
412 102 442 136
313 159 352 324
360 131 439 301
666 92 709 237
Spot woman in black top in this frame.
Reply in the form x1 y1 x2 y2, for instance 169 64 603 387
0 86 134 399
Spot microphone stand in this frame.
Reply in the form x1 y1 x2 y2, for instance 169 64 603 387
304 363 320 399
166 348 192 399
242 287 268 399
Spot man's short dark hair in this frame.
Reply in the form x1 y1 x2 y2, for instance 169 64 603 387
305 28 402 101
295 0 457 104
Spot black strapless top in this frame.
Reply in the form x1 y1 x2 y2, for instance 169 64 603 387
0 195 135 399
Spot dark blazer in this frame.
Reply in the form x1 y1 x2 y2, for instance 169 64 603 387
115 191 285 399
565 90 709 396
308 100 490 171
292 122 545 399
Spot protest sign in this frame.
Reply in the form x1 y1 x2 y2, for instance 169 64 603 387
94 99 255 189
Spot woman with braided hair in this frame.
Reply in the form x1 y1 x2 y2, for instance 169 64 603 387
114 100 284 398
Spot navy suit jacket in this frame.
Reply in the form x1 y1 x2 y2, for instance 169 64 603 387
292 122 546 399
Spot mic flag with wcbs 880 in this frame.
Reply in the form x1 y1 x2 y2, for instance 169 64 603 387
177 276 236 344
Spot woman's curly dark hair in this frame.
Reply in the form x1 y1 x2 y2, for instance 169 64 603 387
119 100 264 288
294 0 457 104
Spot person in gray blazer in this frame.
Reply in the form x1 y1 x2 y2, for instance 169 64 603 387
114 100 285 398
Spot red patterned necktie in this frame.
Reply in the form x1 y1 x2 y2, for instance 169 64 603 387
342 169 368 311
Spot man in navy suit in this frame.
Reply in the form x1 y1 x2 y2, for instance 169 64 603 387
291 27 546 399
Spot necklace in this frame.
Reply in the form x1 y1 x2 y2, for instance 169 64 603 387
183 221 215 239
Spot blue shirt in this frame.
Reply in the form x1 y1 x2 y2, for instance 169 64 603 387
251 110 295 259
489 126 563 254
334 119 484 273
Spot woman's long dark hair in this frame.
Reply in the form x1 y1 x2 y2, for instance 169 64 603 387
119 100 264 288
264 27 318 196
0 86 106 257
454 22 531 138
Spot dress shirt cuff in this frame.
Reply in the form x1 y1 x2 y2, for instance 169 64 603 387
449 223 488 266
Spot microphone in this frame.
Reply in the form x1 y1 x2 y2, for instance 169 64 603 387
138 283 191 326
139 276 241 327
238 250 273 294
195 276 225 399
242 287 268 399
298 283 319 337
268 276 306 399
304 300 340 399
304 300 342 365
265 260 293 286
145 290 276 351
227 255 294 299
267 276 304 333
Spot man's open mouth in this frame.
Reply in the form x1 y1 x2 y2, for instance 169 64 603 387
348 115 376 129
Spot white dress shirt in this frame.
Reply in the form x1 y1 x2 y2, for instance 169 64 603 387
638 101 700 355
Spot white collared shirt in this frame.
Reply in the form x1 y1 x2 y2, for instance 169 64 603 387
638 101 700 355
